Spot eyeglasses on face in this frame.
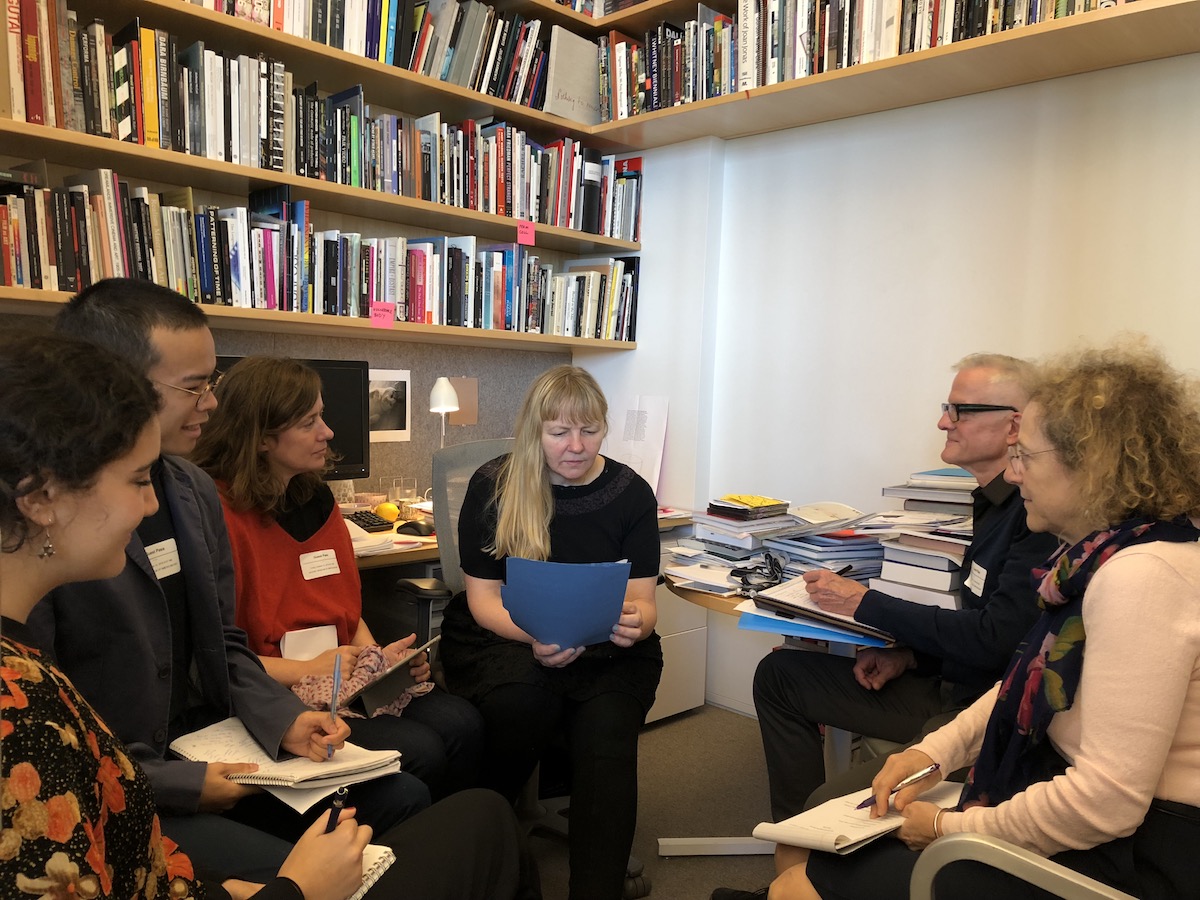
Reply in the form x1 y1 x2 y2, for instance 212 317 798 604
1007 445 1056 472
941 402 1018 423
154 371 224 408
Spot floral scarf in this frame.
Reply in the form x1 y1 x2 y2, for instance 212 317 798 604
960 515 1200 809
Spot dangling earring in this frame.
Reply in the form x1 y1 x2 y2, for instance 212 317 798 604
38 517 55 560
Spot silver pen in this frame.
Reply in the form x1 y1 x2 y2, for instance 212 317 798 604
855 762 941 810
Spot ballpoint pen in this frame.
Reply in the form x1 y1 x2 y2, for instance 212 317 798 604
325 786 349 834
855 762 941 810
328 653 342 760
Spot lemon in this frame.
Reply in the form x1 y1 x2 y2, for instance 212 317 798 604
375 502 401 523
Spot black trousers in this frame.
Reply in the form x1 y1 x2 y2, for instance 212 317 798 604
369 788 542 900
808 798 1200 900
754 648 952 821
476 682 646 900
162 770 431 882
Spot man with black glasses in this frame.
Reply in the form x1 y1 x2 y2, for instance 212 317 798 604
752 354 1059 824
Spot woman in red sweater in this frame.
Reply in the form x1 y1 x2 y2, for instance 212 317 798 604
192 356 483 802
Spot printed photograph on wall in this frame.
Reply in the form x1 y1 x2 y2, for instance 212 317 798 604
368 369 411 442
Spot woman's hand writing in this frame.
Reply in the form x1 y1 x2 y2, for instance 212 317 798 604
864 749 942 818
273 806 373 900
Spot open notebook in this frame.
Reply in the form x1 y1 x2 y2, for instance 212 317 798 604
752 780 963 854
169 717 400 790
350 844 395 900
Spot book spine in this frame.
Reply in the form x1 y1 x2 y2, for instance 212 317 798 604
17 0 42 124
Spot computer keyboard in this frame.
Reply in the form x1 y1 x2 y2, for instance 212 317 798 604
346 510 395 533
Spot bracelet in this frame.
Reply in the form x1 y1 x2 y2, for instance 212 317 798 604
933 808 947 839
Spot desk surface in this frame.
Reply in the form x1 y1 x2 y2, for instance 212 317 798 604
665 575 741 616
355 537 441 570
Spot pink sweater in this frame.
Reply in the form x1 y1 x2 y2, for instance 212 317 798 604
916 541 1200 856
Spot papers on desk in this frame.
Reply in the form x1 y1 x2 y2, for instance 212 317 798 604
501 558 631 648
663 562 739 596
343 515 424 557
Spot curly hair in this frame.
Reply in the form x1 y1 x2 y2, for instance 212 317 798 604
492 366 609 561
0 332 160 552
191 356 332 516
1027 339 1200 530
54 278 208 374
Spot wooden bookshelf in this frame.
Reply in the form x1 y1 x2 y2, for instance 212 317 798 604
592 0 1200 148
0 286 636 351
0 119 638 255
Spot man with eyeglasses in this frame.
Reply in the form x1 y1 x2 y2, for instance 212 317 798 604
748 353 1059 833
30 278 431 882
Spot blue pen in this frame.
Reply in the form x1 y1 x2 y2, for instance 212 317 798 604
328 654 342 760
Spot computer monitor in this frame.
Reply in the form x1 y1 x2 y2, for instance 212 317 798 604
215 355 371 482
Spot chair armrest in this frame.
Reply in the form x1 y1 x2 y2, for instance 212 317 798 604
395 576 453 600
910 833 1137 900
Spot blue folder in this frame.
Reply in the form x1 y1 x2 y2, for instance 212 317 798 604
502 558 631 648
737 610 889 648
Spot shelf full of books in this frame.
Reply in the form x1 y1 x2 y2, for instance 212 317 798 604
0 159 641 349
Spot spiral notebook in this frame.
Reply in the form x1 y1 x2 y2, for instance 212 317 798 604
169 717 401 789
351 844 396 900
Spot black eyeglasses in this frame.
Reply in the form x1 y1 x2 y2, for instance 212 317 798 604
940 403 1018 423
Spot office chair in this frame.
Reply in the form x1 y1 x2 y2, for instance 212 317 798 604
910 832 1137 900
380 438 651 899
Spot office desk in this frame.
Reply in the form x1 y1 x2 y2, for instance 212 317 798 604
354 537 440 570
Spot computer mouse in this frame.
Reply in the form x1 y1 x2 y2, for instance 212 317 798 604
396 519 435 536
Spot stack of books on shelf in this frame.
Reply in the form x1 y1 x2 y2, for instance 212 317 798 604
870 527 972 610
881 467 976 517
0 164 639 339
4 11 643 239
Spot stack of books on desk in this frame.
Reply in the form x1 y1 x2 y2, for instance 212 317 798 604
869 528 971 610
763 531 885 584
687 494 799 559
881 467 976 517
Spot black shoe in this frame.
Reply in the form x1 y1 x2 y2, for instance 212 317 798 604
711 889 769 900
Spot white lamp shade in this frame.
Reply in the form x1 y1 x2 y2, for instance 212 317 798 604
429 377 460 414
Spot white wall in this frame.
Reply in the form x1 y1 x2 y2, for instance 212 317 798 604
585 52 1200 714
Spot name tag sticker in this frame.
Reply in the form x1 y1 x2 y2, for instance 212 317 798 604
299 549 341 581
145 538 182 580
968 561 987 596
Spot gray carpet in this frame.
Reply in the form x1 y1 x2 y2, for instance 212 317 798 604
528 704 777 900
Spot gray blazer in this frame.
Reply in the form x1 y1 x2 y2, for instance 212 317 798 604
29 455 307 814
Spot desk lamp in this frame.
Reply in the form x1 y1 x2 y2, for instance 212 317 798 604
429 377 460 449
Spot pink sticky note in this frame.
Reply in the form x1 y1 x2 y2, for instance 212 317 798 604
370 302 397 329
516 220 536 246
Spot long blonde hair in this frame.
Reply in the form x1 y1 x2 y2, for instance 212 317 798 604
491 366 609 560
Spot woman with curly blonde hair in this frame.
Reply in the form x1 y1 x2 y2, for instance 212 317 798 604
758 339 1200 900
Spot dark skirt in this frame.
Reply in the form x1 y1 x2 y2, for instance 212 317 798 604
439 591 663 712
808 798 1200 900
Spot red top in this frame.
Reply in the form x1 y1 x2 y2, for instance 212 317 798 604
220 490 362 658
